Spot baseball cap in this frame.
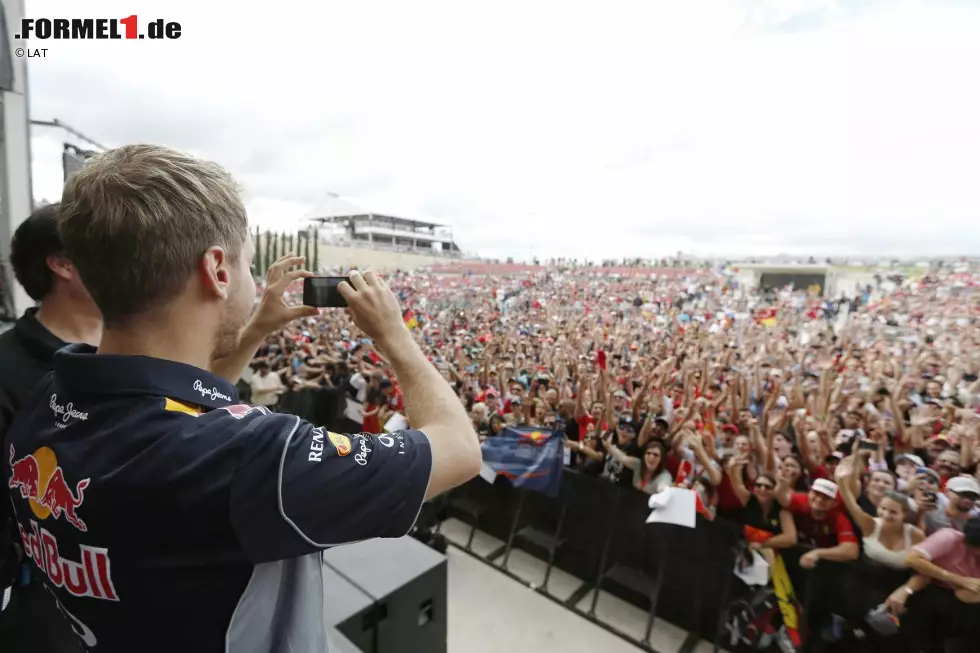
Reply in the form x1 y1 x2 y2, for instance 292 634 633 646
916 467 941 485
946 476 980 497
810 478 839 499
895 453 925 468
825 451 844 463
929 433 952 447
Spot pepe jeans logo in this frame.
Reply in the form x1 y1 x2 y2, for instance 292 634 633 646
354 436 372 467
192 380 231 403
49 395 88 427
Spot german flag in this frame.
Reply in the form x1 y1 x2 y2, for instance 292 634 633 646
403 309 418 330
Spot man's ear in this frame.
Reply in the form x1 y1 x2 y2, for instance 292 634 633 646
201 246 231 300
46 253 75 282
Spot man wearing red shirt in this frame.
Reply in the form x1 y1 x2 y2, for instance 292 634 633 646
784 479 859 563
380 378 404 414
779 478 859 642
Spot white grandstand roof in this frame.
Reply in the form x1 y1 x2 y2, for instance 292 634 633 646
306 192 445 227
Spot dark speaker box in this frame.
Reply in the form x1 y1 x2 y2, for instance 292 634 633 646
323 536 447 653
322 563 375 652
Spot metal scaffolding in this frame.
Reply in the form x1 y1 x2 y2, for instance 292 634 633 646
0 0 33 319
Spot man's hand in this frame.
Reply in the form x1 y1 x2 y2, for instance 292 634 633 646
211 255 318 383
248 255 319 336
955 575 980 595
799 550 821 569
339 270 412 351
885 587 910 614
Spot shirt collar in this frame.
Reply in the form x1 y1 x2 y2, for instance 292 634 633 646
14 307 67 365
54 343 239 409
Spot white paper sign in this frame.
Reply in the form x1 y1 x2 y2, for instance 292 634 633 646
734 550 771 587
384 413 408 433
645 487 697 528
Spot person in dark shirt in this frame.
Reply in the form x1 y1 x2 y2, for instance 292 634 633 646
0 204 100 653
1 145 481 653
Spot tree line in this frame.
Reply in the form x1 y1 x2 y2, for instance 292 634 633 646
251 227 320 278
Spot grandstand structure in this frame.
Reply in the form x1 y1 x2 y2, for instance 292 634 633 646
307 192 463 257
732 262 877 298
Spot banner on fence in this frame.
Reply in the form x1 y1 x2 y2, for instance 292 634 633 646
479 426 563 497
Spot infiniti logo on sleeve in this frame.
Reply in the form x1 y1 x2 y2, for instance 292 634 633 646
192 380 232 403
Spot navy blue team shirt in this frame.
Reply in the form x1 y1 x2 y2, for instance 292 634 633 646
1 344 433 652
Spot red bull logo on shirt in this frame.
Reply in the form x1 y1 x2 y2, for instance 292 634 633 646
8 444 90 532
7 444 117 603
17 520 118 602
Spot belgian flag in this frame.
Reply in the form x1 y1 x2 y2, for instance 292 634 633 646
403 309 419 330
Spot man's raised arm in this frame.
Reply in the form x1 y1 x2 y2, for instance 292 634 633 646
341 270 482 498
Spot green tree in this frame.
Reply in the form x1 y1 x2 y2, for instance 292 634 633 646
312 228 319 272
252 226 261 275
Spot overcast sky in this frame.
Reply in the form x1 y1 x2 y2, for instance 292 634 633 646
25 0 980 261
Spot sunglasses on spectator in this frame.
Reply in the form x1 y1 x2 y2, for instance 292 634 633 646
754 482 775 490
955 491 980 500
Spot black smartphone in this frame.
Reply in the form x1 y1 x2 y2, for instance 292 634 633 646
858 439 879 451
303 276 348 308
923 490 937 503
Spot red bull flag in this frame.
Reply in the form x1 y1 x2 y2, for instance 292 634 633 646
480 426 563 497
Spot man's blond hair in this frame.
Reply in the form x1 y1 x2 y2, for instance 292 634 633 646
59 144 249 327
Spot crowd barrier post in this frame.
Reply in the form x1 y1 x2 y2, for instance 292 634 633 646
587 487 623 618
498 490 526 570
539 486 569 593
642 533 670 646
711 553 736 653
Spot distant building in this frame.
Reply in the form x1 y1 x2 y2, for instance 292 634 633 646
307 192 463 256
731 263 876 298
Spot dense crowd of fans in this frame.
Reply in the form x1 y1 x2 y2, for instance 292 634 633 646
248 261 980 652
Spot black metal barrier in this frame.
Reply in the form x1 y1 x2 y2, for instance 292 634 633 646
435 471 742 652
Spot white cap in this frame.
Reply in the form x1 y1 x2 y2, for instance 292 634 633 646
811 478 839 499
896 453 925 468
947 475 980 496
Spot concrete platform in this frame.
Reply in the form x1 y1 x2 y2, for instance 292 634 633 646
442 518 729 653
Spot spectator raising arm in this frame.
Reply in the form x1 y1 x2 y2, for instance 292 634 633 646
835 454 877 537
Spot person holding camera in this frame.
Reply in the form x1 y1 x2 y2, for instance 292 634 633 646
1 144 481 653
921 475 979 535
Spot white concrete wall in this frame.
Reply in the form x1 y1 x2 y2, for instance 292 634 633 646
314 244 463 272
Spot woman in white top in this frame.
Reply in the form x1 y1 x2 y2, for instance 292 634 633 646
836 455 925 620
605 437 673 495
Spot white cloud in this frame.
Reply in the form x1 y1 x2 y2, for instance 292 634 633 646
23 0 980 260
